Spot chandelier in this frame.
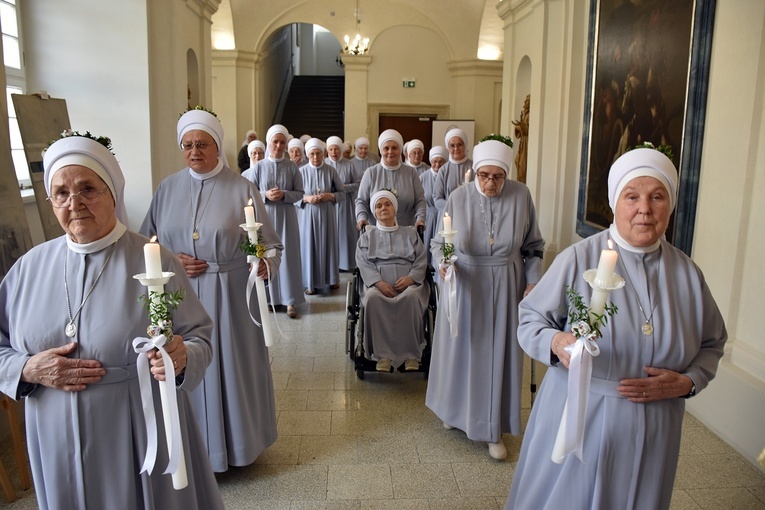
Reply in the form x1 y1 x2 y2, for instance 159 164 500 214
343 0 369 55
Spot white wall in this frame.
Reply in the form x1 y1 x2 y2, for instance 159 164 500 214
685 1 765 467
367 25 452 107
22 0 152 230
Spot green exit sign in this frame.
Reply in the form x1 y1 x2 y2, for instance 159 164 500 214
403 80 416 88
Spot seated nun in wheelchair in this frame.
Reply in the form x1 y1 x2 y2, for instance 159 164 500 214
355 190 430 372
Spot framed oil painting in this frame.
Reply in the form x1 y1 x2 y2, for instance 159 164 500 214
576 0 715 255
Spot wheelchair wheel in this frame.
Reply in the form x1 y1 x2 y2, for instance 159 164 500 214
345 279 356 355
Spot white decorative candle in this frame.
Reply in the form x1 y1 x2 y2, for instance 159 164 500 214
443 212 452 233
589 240 618 318
144 237 162 279
244 200 258 244
141 237 188 489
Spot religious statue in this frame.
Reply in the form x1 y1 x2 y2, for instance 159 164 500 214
513 95 530 184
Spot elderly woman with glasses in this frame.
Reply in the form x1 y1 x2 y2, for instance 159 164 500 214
426 140 545 460
0 133 224 508
506 147 726 510
142 108 283 472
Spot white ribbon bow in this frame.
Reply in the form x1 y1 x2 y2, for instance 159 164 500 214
246 251 287 346
555 336 601 462
132 334 182 475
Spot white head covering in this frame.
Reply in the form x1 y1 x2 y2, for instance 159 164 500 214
299 134 311 143
247 140 266 158
472 140 512 175
43 135 129 225
343 141 353 153
354 137 370 149
377 129 403 152
408 139 424 153
444 128 468 148
241 129 257 146
371 189 399 215
607 148 678 212
326 136 343 150
305 138 325 156
177 109 229 168
429 146 448 163
266 124 289 146
288 138 304 151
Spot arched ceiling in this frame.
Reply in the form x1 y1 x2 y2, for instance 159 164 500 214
212 0 505 61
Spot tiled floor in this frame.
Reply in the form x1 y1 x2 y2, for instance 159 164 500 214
1 272 764 509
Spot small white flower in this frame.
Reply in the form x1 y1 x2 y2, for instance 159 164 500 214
572 320 591 338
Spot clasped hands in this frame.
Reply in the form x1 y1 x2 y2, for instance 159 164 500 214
304 193 333 205
550 331 695 402
374 276 415 298
265 187 284 202
22 337 188 392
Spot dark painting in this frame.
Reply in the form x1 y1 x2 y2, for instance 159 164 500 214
576 0 715 254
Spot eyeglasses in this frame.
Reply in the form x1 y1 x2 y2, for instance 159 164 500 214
47 187 110 207
476 172 506 183
180 141 212 151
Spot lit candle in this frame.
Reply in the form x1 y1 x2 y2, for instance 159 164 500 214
589 239 618 318
465 169 471 184
144 237 162 279
244 199 258 244
244 200 256 227
443 212 452 232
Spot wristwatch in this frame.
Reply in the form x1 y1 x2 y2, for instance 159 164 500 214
682 379 697 399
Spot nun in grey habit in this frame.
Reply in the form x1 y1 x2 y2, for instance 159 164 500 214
142 109 282 472
355 129 426 231
355 190 430 372
0 133 224 509
426 140 544 460
433 127 474 210
242 124 305 316
506 147 727 510
297 138 345 295
326 135 363 271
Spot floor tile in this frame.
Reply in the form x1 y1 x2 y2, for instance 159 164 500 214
327 464 393 500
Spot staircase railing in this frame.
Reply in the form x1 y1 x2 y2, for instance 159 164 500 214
272 56 294 126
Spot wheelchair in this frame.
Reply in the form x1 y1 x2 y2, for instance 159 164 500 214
345 226 438 380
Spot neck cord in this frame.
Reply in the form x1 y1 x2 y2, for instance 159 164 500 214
64 244 116 338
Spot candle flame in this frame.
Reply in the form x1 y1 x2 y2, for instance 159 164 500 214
247 198 253 206
150 235 157 243
607 239 613 250
444 212 450 218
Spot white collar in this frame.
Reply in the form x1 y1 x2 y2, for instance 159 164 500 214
376 223 398 232
66 221 127 254
189 159 224 180
449 156 468 164
381 162 401 171
268 155 285 163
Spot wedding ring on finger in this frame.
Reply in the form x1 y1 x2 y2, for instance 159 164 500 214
173 360 177 369
642 392 646 398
